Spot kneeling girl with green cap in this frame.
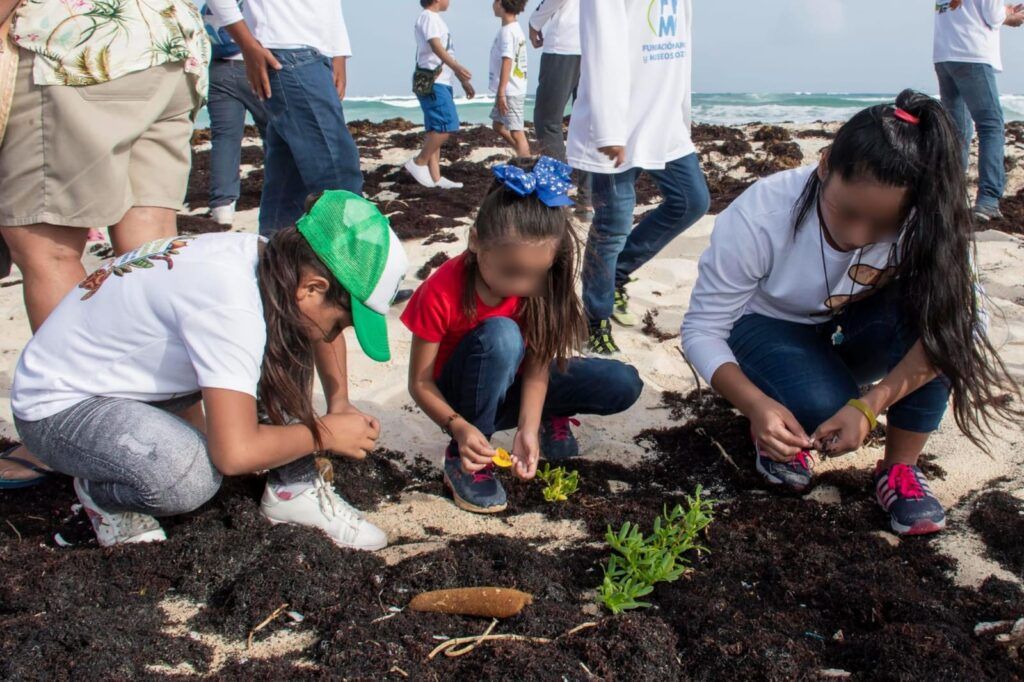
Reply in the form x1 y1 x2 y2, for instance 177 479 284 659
11 191 408 549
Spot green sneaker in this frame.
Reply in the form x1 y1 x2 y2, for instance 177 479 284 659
612 286 638 327
587 319 621 356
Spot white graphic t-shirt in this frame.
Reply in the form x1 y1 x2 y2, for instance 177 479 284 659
13 233 267 422
489 22 528 97
415 9 455 87
934 0 1007 71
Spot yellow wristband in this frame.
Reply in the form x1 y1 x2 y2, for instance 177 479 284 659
846 398 878 430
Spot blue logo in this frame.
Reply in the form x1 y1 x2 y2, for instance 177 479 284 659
648 0 679 37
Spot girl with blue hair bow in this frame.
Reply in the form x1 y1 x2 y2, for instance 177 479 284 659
402 157 644 514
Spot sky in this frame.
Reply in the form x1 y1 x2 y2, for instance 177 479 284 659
343 0 1024 97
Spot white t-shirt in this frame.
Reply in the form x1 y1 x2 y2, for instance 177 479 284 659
567 0 696 174
415 9 455 87
13 234 267 422
529 0 581 56
681 166 901 384
489 22 528 96
934 0 1007 71
206 0 352 58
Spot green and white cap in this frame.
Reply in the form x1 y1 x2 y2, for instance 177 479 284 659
297 191 408 362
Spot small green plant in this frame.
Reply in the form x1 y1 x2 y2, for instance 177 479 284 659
597 486 714 614
536 463 579 502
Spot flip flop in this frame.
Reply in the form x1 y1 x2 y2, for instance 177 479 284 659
0 445 50 490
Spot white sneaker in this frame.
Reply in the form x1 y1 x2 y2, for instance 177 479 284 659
210 203 236 226
73 478 166 548
260 474 387 551
436 177 464 190
404 158 436 188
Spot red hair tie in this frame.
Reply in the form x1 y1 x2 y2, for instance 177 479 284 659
893 108 920 125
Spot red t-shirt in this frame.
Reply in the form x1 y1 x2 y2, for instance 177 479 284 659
401 253 522 379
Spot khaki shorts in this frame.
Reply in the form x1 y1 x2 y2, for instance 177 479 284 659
0 50 199 228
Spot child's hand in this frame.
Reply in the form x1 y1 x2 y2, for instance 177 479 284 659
452 420 495 473
511 429 541 480
461 78 476 100
497 93 509 116
811 405 872 457
320 412 381 460
748 397 812 461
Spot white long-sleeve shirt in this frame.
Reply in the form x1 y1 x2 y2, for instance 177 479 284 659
933 0 1007 70
681 166 901 384
529 0 581 56
566 0 696 174
206 0 352 58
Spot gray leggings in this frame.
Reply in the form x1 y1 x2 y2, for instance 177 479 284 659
15 395 318 516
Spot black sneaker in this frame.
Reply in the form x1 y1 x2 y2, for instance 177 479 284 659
754 439 815 494
873 461 946 535
442 444 507 514
587 319 621 356
973 204 1004 222
613 286 638 327
541 417 581 461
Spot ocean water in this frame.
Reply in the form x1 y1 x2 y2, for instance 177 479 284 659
193 92 1024 129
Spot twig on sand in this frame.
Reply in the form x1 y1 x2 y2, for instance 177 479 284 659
247 602 289 649
427 620 598 660
676 348 702 400
697 427 741 471
5 520 21 543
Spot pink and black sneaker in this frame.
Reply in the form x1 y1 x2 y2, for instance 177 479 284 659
541 417 581 461
754 439 815 494
873 462 946 535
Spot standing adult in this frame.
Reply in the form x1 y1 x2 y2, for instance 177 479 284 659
529 0 591 213
207 0 363 235
934 0 1024 221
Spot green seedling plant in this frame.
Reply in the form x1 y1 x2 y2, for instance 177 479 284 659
598 486 714 614
536 463 579 503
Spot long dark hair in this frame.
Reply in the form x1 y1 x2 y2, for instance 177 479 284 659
463 159 587 368
256 219 350 452
794 88 1017 449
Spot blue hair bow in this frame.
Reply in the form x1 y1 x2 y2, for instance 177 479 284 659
492 156 576 208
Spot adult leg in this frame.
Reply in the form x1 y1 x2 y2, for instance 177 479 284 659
614 153 710 289
109 207 177 254
954 63 1006 210
582 169 640 323
259 120 307 236
0 225 88 332
532 53 576 161
935 62 972 172
207 60 249 211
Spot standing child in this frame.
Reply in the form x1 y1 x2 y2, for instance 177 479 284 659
568 0 710 355
402 157 643 513
12 192 409 549
682 91 1017 536
406 0 475 190
489 0 531 158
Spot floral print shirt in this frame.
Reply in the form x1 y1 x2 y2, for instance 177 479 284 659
11 0 209 100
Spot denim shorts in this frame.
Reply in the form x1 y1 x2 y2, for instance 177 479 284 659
417 84 460 133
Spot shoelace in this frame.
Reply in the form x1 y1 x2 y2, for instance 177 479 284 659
472 463 496 484
887 464 925 500
547 417 581 442
313 475 362 523
792 450 816 471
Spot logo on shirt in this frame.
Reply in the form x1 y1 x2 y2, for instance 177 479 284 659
78 237 193 301
936 1 962 14
648 0 679 37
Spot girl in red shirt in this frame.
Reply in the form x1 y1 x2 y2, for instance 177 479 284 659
402 157 643 513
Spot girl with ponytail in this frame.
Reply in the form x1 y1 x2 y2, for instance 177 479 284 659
682 89 1017 536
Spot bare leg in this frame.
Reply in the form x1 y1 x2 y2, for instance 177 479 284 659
493 121 516 149
415 132 449 183
510 130 531 159
881 427 930 468
109 206 177 255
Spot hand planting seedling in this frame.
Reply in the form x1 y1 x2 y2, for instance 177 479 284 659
536 463 579 502
492 448 514 468
598 486 714 614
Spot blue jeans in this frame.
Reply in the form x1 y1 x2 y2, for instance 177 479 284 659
727 286 950 434
583 153 710 322
935 61 1005 209
260 48 363 236
436 317 644 438
208 59 268 209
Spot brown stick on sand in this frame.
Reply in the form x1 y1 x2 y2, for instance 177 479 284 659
409 587 533 619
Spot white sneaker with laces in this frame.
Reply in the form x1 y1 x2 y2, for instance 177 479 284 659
73 478 166 548
210 203 236 226
436 176 464 190
404 158 437 188
260 474 388 551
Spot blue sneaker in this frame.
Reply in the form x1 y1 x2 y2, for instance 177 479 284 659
873 462 946 535
754 439 815 494
443 445 507 514
541 417 581 461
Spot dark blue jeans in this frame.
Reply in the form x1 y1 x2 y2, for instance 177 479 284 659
208 59 268 209
727 286 950 435
583 152 710 322
259 48 363 236
436 317 644 438
935 61 1006 209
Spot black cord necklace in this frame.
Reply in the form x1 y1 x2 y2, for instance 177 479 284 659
816 200 861 347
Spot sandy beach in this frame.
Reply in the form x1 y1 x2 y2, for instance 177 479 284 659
2 120 1024 678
